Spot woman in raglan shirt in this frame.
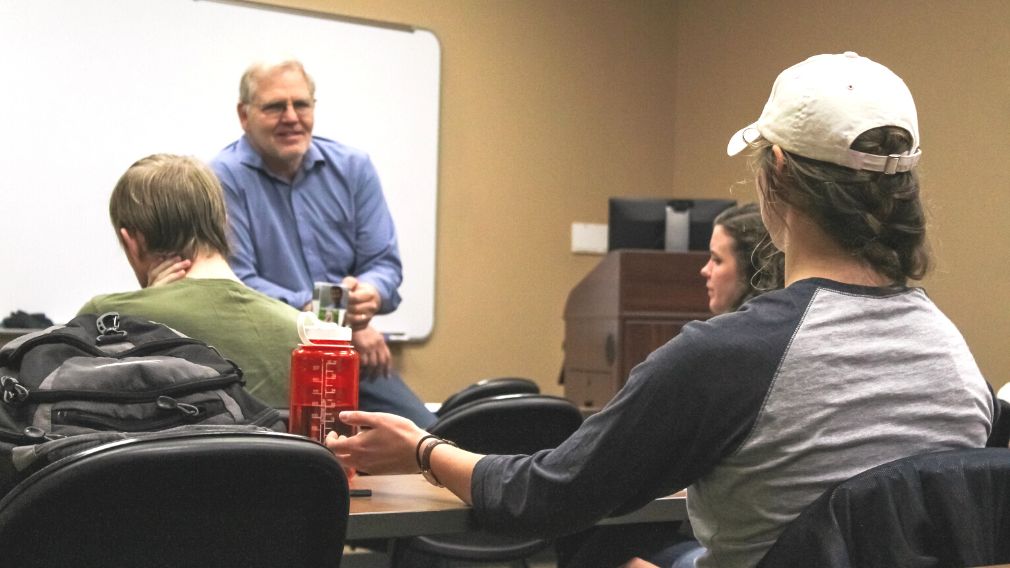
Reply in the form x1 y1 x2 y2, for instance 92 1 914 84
327 52 996 568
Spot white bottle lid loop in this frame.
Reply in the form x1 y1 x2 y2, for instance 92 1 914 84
296 312 352 345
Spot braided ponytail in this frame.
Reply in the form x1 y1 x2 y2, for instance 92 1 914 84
755 126 929 285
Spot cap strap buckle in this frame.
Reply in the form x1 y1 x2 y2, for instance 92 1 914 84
883 154 903 175
848 148 921 174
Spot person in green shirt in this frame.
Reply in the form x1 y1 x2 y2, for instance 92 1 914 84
78 153 434 425
77 154 297 406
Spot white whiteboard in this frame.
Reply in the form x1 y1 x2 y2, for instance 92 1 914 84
0 0 440 341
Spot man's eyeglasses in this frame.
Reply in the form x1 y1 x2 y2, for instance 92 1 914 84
254 99 315 118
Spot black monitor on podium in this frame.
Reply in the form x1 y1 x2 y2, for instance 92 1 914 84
607 198 736 252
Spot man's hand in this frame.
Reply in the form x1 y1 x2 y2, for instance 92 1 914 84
341 276 382 329
353 325 391 379
147 256 191 288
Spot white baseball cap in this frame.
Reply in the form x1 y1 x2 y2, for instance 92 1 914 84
727 52 921 175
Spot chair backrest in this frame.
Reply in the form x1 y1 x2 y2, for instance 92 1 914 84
432 393 582 455
396 394 583 564
989 398 1010 448
437 376 541 417
0 428 349 568
758 447 1010 568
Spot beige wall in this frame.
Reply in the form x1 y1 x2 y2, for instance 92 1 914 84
669 0 1010 389
259 0 1009 401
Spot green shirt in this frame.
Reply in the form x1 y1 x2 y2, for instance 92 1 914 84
78 279 299 407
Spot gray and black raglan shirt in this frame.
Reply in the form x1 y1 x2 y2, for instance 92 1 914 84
471 278 993 568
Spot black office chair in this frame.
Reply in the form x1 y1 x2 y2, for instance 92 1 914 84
436 377 541 418
757 447 1010 568
395 393 583 567
0 427 350 568
988 397 1010 448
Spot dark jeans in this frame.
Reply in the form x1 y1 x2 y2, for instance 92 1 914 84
556 522 691 568
359 370 437 428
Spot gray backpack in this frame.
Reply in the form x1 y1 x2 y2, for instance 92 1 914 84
0 312 284 495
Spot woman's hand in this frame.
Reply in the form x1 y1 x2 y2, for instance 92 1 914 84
325 411 425 475
147 256 191 288
328 411 481 503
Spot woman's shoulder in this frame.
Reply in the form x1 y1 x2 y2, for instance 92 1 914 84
687 285 817 344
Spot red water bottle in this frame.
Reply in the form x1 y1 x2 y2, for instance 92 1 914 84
289 312 359 444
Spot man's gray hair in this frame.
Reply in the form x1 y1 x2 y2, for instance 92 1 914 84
239 59 316 104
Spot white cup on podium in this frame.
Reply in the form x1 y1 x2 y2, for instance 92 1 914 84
664 202 691 252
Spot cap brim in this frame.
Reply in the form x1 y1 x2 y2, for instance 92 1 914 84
727 122 762 156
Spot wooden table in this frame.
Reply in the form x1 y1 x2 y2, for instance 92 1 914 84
347 474 687 540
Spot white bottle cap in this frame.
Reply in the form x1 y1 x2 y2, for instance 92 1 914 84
296 311 352 344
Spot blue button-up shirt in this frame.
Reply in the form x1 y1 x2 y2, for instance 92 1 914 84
210 136 402 311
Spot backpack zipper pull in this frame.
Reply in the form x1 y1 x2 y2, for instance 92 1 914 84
22 426 64 442
1 376 29 405
96 312 129 346
156 395 201 417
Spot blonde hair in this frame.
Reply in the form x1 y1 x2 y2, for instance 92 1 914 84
109 154 230 259
239 59 316 104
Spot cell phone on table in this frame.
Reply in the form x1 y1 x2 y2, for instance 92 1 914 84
313 282 349 326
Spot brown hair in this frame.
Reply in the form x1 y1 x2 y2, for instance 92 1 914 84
714 202 785 311
109 154 230 259
754 126 930 285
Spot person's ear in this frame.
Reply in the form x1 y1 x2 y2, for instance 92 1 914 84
118 228 154 287
119 228 146 261
238 102 250 132
772 144 786 174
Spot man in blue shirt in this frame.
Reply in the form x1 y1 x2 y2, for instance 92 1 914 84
210 59 435 428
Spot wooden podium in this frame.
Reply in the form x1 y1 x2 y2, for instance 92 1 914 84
562 250 711 414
